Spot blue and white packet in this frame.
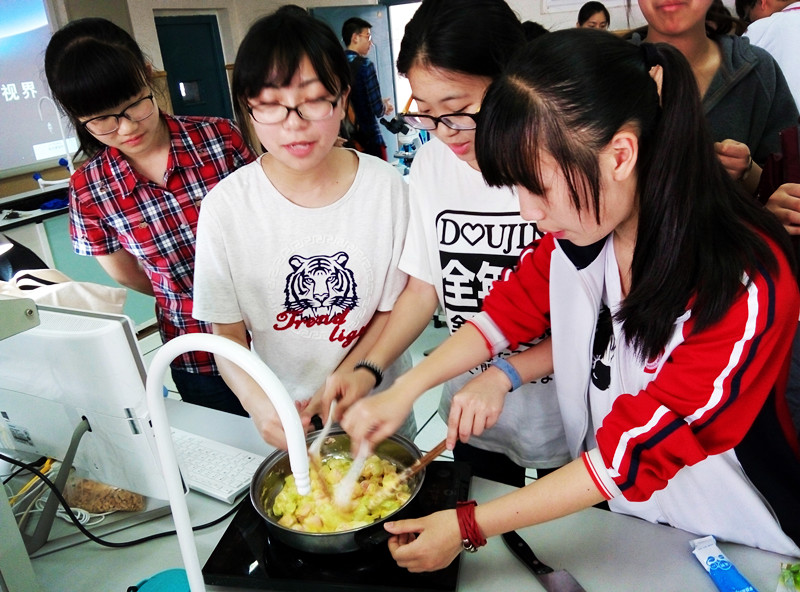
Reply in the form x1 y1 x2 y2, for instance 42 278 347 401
691 535 759 592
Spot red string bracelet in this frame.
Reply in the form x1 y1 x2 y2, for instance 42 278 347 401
456 500 486 552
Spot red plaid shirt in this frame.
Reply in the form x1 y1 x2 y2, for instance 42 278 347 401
69 113 255 374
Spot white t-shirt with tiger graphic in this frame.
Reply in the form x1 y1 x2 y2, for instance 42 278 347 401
400 138 569 469
193 151 411 418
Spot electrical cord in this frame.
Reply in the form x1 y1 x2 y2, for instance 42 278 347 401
9 458 54 505
32 497 114 527
16 483 48 529
3 456 46 485
1 451 246 548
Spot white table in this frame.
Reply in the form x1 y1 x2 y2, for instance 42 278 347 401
465 477 793 592
29 399 795 592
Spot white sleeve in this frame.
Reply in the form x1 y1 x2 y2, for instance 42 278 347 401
376 171 410 312
192 192 243 324
398 159 435 285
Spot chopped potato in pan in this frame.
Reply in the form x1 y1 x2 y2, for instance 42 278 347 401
270 454 411 533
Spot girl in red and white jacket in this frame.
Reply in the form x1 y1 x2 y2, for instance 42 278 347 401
342 29 800 570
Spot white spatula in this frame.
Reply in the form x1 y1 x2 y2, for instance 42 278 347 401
334 438 371 509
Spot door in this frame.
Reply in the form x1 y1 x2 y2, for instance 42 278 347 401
154 15 233 119
311 5 398 159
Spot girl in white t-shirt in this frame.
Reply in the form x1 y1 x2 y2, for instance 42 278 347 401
192 10 413 450
326 0 570 486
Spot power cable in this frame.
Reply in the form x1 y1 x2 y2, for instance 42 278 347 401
1 451 244 548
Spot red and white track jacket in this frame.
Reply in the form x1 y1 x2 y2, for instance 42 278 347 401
470 233 800 556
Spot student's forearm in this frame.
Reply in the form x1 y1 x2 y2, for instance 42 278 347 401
216 357 263 409
510 339 553 381
335 310 391 371
96 250 155 295
363 277 439 370
212 321 299 449
392 322 493 401
475 456 605 537
211 322 262 407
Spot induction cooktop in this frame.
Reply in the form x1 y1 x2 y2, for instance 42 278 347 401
202 460 472 592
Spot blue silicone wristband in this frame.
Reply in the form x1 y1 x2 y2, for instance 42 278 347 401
492 357 523 391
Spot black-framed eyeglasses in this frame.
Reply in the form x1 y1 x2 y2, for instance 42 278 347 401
80 94 156 135
399 111 480 131
247 96 340 125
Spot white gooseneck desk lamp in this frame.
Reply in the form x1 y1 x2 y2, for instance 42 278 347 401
146 334 311 592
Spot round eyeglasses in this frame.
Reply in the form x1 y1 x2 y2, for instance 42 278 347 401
400 112 480 131
81 94 156 136
247 97 340 125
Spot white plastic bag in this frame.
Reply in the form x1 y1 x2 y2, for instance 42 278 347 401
0 268 126 314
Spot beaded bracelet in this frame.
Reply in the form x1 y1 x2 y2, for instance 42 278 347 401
456 500 486 553
354 360 384 388
492 357 523 392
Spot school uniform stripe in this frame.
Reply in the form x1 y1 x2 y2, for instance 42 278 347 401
617 417 687 493
685 272 760 425
614 263 777 492
696 263 775 432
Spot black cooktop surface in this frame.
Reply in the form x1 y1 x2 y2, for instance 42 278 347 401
203 460 472 592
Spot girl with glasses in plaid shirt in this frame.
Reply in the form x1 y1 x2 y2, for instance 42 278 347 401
44 18 255 415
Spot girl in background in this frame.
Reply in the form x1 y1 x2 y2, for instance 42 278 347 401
192 10 414 450
44 18 254 415
577 1 611 29
326 0 569 486
347 30 800 570
630 0 797 194
634 0 800 455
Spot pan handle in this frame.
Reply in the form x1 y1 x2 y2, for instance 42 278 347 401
354 524 392 548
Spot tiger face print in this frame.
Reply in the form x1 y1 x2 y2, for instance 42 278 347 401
283 252 358 319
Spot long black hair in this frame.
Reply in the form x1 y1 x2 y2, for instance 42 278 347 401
44 18 152 157
396 0 523 79
231 10 350 148
477 29 794 361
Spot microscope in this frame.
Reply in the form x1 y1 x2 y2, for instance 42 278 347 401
380 116 427 175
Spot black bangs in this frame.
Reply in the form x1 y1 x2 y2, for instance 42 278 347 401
476 76 546 196
261 47 303 92
233 13 349 102
476 52 605 221
53 39 148 117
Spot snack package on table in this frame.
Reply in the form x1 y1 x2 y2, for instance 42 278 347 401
63 474 146 513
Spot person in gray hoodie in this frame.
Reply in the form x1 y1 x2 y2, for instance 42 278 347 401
631 0 800 449
630 0 797 195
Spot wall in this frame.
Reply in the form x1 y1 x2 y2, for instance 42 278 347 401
126 0 648 67
509 0 646 31
64 0 134 35
46 0 666 77
0 70 171 198
47 0 748 73
115 0 374 73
